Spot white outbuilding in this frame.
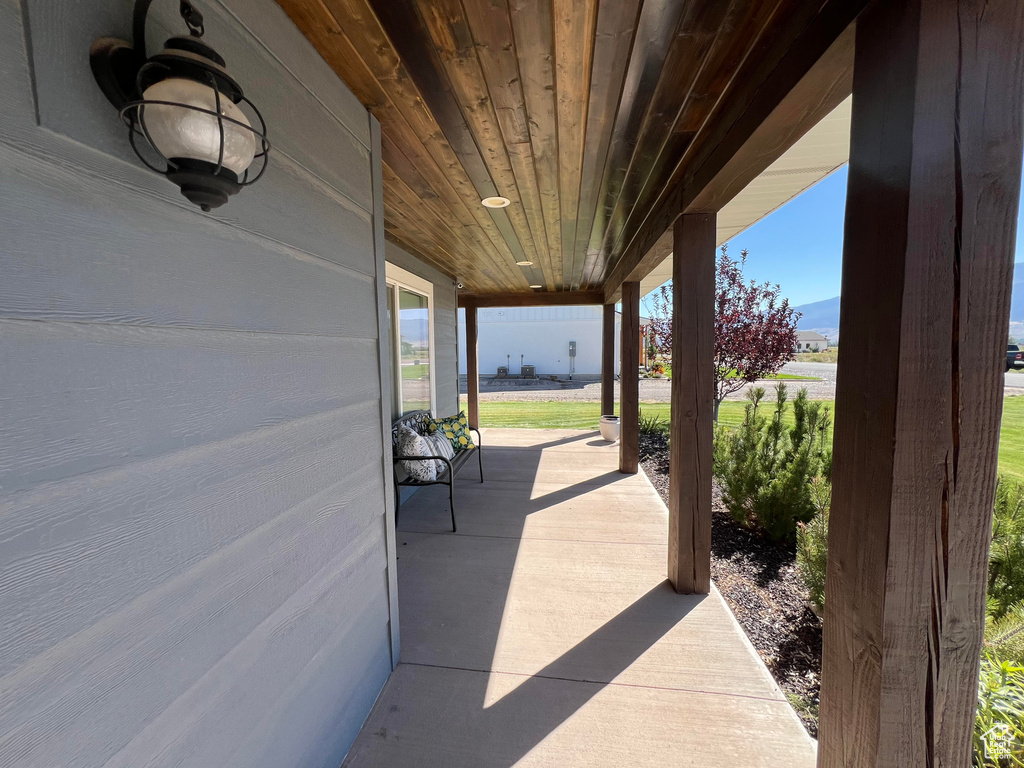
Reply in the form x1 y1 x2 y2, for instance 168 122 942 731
458 306 652 378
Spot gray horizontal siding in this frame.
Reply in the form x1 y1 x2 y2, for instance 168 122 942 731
0 317 380 494
0 1 395 766
0 145 377 332
385 240 460 417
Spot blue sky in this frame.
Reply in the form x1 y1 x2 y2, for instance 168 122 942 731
700 163 1024 308
722 166 848 307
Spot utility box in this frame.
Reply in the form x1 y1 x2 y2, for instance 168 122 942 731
569 341 577 358
496 366 508 378
521 364 536 379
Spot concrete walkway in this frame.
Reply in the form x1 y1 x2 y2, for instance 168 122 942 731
343 429 816 767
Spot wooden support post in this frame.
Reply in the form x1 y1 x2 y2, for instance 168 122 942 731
601 303 616 416
619 281 640 474
668 213 715 594
818 1 1024 766
465 305 480 430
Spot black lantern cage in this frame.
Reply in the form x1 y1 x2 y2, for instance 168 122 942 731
91 0 271 211
120 61 271 211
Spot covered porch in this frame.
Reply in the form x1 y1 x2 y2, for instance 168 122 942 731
344 428 815 767
3 0 1021 762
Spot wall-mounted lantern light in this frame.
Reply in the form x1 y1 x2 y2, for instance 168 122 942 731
90 0 269 211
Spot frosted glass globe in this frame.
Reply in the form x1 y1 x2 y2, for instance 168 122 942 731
142 77 257 176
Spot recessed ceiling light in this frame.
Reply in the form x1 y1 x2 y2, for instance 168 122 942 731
529 284 542 289
516 260 533 266
481 196 511 208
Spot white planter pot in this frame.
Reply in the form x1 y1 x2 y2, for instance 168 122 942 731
599 415 620 443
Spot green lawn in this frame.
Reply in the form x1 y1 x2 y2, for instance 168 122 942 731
461 395 1024 480
765 372 821 381
725 371 820 381
401 363 429 380
999 396 1024 481
458 399 830 430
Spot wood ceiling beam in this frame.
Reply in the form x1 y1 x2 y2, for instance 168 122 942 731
377 103 523 288
380 164 529 293
380 0 548 286
279 0 532 293
602 1 865 303
588 0 772 289
463 0 558 288
510 0 564 288
571 0 644 290
552 0 598 287
606 0 826 276
578 0 687 290
458 290 605 308
282 0 865 299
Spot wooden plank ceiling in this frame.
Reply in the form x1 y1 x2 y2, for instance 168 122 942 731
276 0 865 300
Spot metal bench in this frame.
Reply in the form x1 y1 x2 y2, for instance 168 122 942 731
391 410 483 532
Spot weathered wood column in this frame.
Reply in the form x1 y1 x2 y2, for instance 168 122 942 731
601 303 616 416
465 304 480 429
619 282 640 474
818 1 1024 766
668 213 715 594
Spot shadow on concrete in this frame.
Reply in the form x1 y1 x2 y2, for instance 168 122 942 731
406 583 699 768
345 430 697 767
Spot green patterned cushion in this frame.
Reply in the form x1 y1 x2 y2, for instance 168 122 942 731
429 411 476 453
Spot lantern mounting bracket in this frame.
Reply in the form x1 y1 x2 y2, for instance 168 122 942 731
90 0 208 110
179 1 205 37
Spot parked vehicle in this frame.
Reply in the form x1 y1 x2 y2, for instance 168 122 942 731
1007 344 1023 372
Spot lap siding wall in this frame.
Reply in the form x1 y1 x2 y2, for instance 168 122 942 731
0 1 399 765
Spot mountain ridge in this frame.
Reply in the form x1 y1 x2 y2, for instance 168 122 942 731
793 262 1024 342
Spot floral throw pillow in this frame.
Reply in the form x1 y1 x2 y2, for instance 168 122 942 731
429 412 476 453
424 432 455 474
396 424 437 482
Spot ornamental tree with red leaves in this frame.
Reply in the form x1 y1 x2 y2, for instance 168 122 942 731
648 244 800 420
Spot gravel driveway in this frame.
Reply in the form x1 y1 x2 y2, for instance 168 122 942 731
465 361 1024 402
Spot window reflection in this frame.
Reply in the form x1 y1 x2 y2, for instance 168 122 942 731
398 288 431 415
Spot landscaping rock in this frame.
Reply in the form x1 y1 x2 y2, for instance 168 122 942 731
639 434 823 736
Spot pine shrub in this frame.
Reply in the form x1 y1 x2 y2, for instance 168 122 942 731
985 603 1024 666
990 477 1024 620
717 384 832 541
796 476 831 613
713 423 730 479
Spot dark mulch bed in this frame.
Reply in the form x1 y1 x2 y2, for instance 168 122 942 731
639 433 823 736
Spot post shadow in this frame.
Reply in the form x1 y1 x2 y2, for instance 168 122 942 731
358 430 704 767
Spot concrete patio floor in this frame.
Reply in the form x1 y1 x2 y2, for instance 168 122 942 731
343 428 817 767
